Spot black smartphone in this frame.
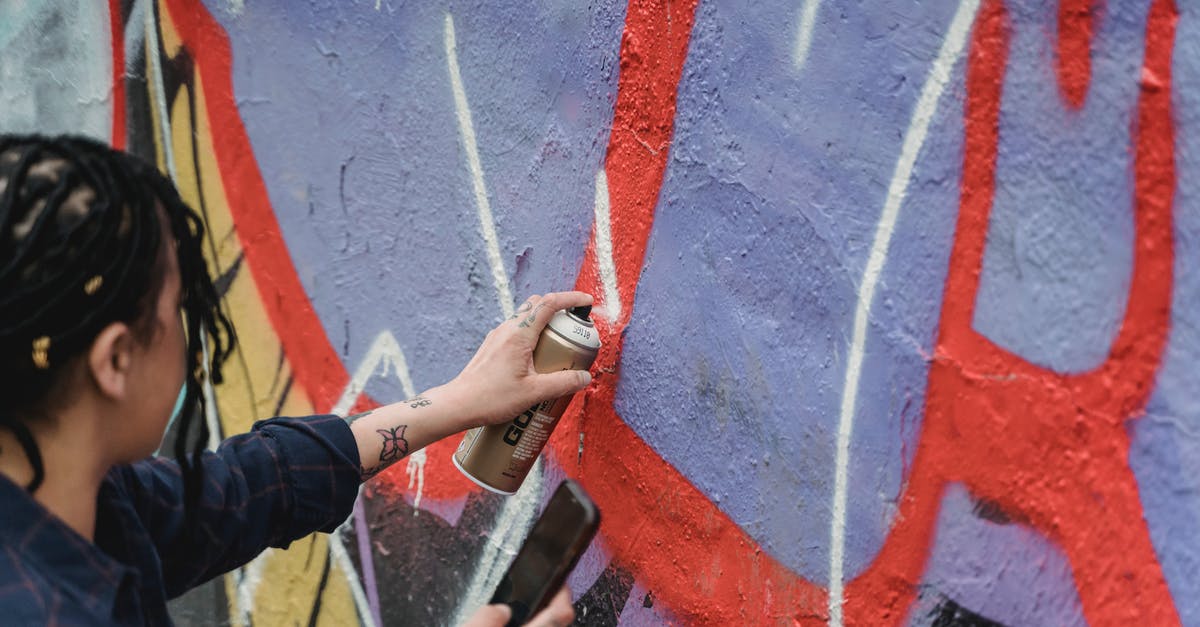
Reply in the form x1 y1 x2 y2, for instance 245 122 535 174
490 479 601 626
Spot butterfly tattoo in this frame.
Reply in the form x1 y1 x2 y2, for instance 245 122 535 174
377 425 410 463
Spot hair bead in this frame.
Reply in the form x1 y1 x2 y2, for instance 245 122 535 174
83 274 103 295
31 336 50 369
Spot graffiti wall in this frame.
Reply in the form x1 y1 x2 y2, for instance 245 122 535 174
2 0 1198 625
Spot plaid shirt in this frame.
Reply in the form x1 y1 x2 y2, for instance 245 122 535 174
0 415 361 626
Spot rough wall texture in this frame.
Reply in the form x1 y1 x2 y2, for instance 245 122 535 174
2 0 1198 625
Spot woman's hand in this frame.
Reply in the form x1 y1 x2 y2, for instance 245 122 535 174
446 291 595 429
462 588 576 627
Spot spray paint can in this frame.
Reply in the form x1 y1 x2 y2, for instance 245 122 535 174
453 305 601 495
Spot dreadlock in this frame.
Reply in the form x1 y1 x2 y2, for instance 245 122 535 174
0 134 234 523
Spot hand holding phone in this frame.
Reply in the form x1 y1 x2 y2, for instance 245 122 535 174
488 479 601 626
462 589 575 627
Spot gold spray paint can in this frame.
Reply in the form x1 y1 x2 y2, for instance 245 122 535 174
453 305 601 495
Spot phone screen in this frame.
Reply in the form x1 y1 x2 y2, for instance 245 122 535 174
490 480 600 626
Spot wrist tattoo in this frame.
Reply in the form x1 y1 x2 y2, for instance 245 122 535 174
404 395 431 409
344 410 374 425
517 303 546 328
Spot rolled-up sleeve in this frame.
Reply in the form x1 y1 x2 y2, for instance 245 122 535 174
114 415 361 597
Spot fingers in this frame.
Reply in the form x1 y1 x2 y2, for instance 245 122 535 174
510 295 541 322
460 603 513 627
517 291 593 333
525 588 575 627
535 369 593 400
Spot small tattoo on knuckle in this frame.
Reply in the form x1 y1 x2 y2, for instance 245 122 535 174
511 300 534 320
517 303 546 328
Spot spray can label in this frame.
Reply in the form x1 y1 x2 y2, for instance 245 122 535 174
452 307 599 495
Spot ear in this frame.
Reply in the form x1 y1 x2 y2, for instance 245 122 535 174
88 322 134 401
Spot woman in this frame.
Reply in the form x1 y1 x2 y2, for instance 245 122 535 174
0 135 585 626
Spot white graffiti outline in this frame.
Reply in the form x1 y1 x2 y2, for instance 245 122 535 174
793 0 821 69
443 12 547 626
592 169 622 323
826 0 980 624
445 12 515 320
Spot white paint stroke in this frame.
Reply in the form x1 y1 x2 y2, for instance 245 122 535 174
236 544 371 627
449 458 544 627
328 529 379 627
327 330 419 627
793 0 821 69
234 548 273 627
592 169 622 323
331 330 415 415
442 19 546 614
826 0 980 625
334 329 428 514
406 449 427 515
444 13 515 319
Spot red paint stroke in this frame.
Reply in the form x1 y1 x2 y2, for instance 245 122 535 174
548 0 829 623
107 0 126 149
146 0 1182 624
159 0 509 500
843 0 1179 624
160 0 346 410
1057 0 1096 108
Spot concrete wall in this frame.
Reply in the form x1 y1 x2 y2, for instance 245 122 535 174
3 0 1198 625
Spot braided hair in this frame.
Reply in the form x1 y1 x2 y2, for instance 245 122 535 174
0 134 234 517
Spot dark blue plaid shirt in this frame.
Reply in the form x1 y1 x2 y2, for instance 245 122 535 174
0 415 361 626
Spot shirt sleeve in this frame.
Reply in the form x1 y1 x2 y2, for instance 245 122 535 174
113 415 361 597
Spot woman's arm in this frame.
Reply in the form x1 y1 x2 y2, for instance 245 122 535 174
348 291 594 480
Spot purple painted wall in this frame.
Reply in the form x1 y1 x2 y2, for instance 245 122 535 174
2 0 1199 624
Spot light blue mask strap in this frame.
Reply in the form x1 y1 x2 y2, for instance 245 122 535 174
157 383 189 456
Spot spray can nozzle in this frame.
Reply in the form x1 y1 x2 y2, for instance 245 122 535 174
568 305 592 322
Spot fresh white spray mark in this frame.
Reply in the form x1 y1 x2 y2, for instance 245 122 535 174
227 0 245 16
443 13 548 625
592 169 622 323
793 0 821 69
406 450 427 513
826 1 980 624
445 13 514 319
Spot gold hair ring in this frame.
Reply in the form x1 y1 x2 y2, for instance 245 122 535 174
31 336 50 369
84 275 103 295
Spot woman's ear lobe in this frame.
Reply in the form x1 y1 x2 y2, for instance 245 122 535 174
89 322 133 400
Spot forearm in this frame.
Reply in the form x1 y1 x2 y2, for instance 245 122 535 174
346 382 474 480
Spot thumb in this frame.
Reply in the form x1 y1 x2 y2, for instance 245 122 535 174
461 603 512 627
536 369 592 399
